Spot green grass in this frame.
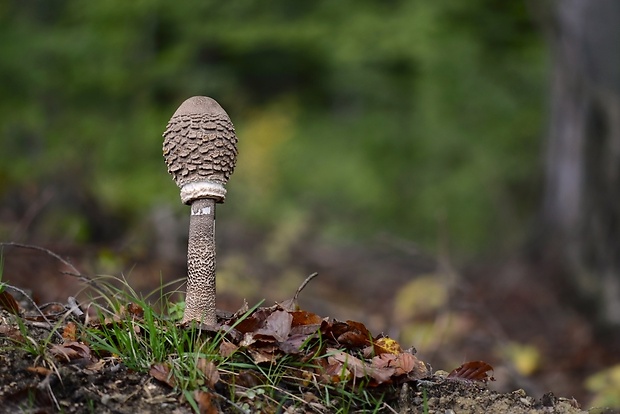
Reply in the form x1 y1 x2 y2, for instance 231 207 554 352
77 276 389 413
0 262 391 412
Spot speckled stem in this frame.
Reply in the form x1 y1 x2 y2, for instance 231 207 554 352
183 197 217 325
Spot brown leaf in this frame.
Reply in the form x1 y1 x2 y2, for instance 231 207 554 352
27 366 52 376
84 359 106 372
40 303 65 317
324 358 351 383
330 320 371 348
236 370 266 388
126 302 144 318
149 363 176 387
328 349 393 384
290 310 323 327
50 341 93 362
337 331 369 348
279 333 313 354
371 352 429 379
219 340 238 357
0 290 20 314
232 310 266 334
248 345 280 364
196 358 220 389
253 310 292 342
194 390 219 414
290 322 322 337
62 322 78 342
448 361 495 383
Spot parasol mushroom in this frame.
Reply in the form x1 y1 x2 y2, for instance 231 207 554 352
162 96 238 325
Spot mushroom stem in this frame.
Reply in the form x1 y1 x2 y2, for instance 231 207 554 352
184 197 217 324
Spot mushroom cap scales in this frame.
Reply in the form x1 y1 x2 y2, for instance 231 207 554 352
163 96 238 204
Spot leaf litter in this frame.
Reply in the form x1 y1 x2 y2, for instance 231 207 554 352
0 245 590 413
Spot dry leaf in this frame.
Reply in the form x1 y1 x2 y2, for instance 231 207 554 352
50 341 93 362
196 358 220 389
371 352 428 379
248 344 280 364
149 363 176 387
253 310 292 342
373 337 402 355
0 291 20 314
328 349 393 384
448 361 494 382
331 320 371 348
194 390 218 414
290 310 323 327
279 333 313 354
62 322 78 342
219 340 238 358
27 366 52 376
127 303 144 318
236 370 266 388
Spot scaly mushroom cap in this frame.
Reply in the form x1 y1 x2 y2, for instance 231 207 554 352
163 96 238 204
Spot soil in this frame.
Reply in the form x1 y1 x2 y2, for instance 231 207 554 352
0 307 587 414
1 236 619 413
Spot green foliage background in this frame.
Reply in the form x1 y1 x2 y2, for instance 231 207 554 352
0 1 546 254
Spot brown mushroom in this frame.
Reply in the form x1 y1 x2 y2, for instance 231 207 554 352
162 96 238 325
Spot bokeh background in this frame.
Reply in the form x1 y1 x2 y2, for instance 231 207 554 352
1 1 619 408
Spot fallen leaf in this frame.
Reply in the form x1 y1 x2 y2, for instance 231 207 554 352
62 322 78 342
85 359 106 372
373 337 402 355
27 366 52 376
279 333 313 354
328 349 393 384
219 340 238 357
196 358 220 389
234 308 272 334
248 344 280 364
0 291 20 314
236 370 266 388
194 390 218 414
371 352 428 379
126 302 144 318
290 310 323 327
253 310 293 342
40 303 66 317
330 320 371 348
50 341 93 362
149 363 176 387
448 361 494 383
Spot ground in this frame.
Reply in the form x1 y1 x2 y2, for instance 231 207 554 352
0 312 588 413
0 236 619 413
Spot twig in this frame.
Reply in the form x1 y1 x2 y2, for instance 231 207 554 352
0 242 101 290
293 272 319 303
277 272 319 311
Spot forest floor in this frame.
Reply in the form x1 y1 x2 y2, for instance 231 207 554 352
1 234 619 413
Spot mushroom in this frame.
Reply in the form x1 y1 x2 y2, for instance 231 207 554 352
162 96 238 325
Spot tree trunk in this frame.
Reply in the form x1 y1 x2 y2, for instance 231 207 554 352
540 0 620 325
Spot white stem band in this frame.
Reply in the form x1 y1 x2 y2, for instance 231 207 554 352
180 181 227 204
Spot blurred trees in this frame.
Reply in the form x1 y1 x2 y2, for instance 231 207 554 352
539 0 620 325
0 1 545 254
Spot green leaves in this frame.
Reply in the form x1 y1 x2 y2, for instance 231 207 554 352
1 1 544 253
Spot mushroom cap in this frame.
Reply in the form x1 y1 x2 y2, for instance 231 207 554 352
162 96 238 197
